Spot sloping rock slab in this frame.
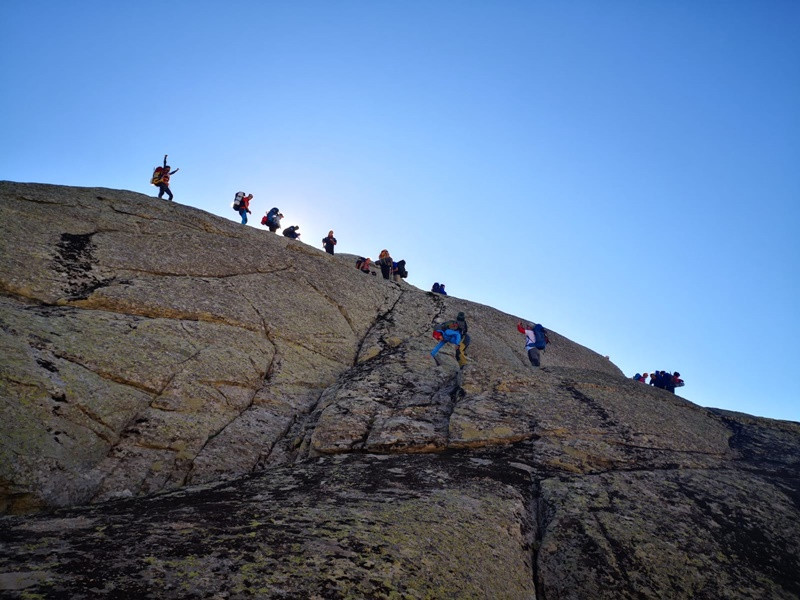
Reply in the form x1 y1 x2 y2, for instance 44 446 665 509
0 450 536 600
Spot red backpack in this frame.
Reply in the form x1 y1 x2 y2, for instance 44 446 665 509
150 166 164 185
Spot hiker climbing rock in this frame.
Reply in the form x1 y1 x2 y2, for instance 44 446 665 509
151 155 179 201
232 192 253 224
283 225 300 239
378 250 393 280
431 319 462 366
322 230 337 255
517 321 548 367
262 207 283 232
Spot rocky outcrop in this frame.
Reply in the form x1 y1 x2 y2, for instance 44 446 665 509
1 181 798 598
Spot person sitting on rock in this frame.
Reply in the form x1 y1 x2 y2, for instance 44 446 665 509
431 319 462 366
431 282 441 293
439 283 447 296
355 257 377 275
282 225 300 239
651 371 668 389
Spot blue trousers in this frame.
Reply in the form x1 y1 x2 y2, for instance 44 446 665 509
239 209 248 224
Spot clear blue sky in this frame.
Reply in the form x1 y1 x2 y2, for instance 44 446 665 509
2 1 798 421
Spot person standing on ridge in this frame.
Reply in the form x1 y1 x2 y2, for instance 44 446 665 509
322 230 337 254
378 250 393 280
235 192 253 224
156 155 179 201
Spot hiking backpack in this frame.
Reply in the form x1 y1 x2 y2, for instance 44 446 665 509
266 207 279 225
395 260 408 278
232 192 245 211
150 166 164 185
533 323 548 350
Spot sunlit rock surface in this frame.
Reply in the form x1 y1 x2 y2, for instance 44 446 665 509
1 181 798 599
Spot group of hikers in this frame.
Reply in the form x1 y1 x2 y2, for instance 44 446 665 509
150 155 682 384
149 159 322 246
633 371 684 393
430 316 550 369
355 252 408 282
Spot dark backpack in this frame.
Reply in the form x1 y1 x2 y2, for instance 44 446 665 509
438 320 458 332
533 323 547 349
232 191 245 211
266 207 279 224
654 372 666 388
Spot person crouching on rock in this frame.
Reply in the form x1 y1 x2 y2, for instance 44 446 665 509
283 225 300 239
263 207 283 232
431 319 462 366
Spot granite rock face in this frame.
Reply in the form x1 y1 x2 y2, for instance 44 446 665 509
1 181 798 599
